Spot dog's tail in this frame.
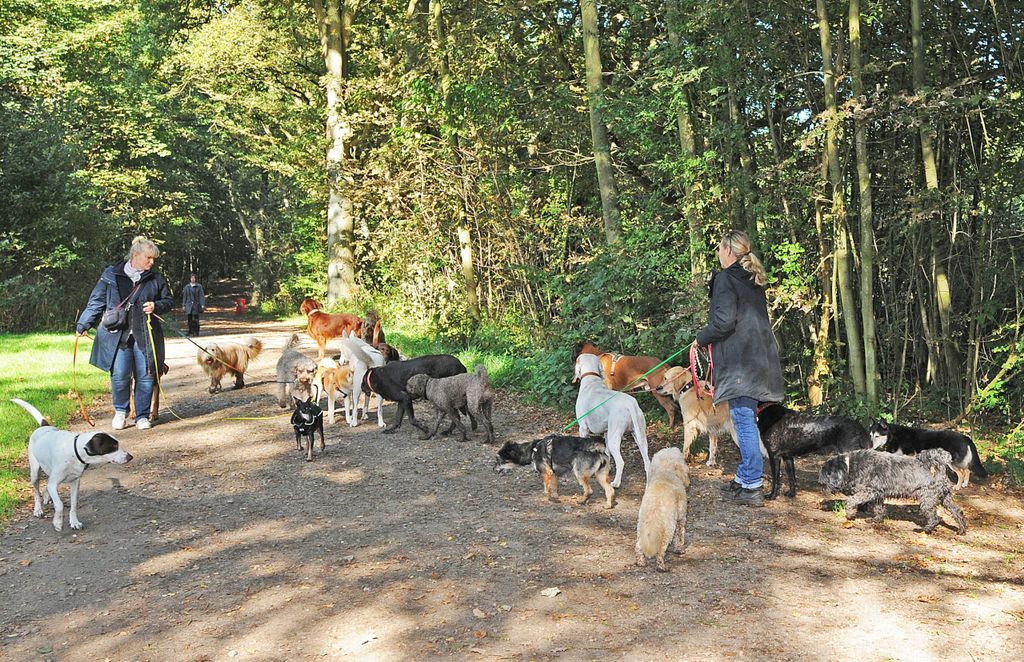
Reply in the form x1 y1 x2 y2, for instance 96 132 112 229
244 337 263 360
11 398 48 427
286 333 301 349
372 316 382 346
340 335 374 367
474 363 489 386
917 448 953 475
965 435 989 478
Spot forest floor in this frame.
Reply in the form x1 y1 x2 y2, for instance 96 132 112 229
1 302 1022 661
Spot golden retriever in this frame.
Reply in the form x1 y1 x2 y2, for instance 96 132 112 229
197 337 263 393
655 366 737 466
635 447 689 571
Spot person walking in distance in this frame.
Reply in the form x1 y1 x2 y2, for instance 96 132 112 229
182 273 206 337
696 230 784 507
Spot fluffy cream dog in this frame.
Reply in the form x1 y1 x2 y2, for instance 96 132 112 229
196 336 263 393
635 447 689 572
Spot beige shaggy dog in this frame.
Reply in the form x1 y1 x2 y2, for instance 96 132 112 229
635 447 690 572
655 366 739 466
197 337 263 394
312 357 353 425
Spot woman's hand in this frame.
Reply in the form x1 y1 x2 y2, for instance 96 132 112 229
143 301 155 314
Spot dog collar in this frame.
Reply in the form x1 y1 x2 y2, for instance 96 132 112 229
578 371 602 381
362 368 376 395
72 434 89 468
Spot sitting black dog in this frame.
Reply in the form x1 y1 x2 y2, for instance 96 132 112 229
818 448 967 534
494 434 615 508
291 397 325 462
367 354 467 434
757 404 872 500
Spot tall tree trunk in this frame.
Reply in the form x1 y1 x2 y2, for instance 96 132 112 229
850 0 879 406
223 166 268 307
666 13 704 279
430 0 481 322
579 0 621 244
911 0 959 386
808 194 833 407
314 0 358 305
817 0 866 399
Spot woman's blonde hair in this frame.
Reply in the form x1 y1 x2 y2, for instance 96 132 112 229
721 230 767 286
128 236 160 260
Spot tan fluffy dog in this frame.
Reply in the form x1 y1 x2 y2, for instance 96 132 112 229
312 357 353 425
655 366 737 466
197 337 263 394
635 447 690 572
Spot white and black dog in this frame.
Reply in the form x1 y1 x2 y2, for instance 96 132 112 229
818 448 967 535
11 398 133 531
573 353 650 488
870 420 988 489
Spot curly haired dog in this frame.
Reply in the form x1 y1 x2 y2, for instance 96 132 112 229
757 403 872 500
818 448 967 534
406 364 495 443
301 298 363 359
197 337 263 394
636 447 690 572
276 334 318 408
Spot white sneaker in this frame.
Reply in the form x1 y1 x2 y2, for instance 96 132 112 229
112 412 127 430
136 417 152 431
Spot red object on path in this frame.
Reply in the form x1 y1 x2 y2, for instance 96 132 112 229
235 298 247 314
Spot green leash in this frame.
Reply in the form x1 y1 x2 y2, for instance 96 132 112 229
561 345 688 432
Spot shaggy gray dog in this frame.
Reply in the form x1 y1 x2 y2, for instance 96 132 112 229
406 364 495 443
818 448 966 534
276 334 318 408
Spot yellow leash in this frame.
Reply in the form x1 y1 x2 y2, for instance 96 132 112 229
146 312 184 421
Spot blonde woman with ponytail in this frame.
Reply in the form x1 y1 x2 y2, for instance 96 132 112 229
695 230 784 507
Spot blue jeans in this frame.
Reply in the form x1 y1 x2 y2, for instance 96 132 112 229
728 396 764 489
111 338 154 420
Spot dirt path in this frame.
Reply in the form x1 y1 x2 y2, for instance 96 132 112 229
2 309 1022 661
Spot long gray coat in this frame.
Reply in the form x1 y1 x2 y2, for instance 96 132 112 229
696 262 784 405
76 262 174 374
182 283 206 315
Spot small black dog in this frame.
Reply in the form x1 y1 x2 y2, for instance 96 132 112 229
818 448 967 534
494 434 615 508
870 420 988 488
757 404 873 499
290 397 325 462
368 354 467 434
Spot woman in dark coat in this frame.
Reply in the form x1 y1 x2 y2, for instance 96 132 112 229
76 236 174 431
695 230 784 507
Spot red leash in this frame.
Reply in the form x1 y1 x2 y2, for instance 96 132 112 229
72 333 96 427
689 342 715 401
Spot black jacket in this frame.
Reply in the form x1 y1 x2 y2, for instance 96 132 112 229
696 262 784 405
76 262 174 374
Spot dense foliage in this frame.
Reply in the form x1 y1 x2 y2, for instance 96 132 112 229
2 0 1023 425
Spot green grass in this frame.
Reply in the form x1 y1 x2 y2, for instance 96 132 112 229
0 333 110 522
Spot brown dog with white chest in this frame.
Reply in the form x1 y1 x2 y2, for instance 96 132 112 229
301 298 363 359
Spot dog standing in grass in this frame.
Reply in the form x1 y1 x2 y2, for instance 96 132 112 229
636 447 690 571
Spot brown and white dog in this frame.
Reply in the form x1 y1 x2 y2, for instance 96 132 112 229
655 366 738 466
312 357 353 425
301 298 363 359
197 336 263 393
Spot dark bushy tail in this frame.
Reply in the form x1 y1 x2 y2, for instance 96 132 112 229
966 436 989 478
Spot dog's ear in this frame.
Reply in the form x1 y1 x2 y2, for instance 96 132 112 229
85 433 120 456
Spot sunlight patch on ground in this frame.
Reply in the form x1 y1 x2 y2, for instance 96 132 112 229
323 605 415 658
132 520 326 577
323 466 368 486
